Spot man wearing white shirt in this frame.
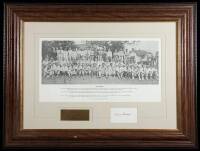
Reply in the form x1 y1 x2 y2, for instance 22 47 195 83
68 48 73 63
107 49 112 62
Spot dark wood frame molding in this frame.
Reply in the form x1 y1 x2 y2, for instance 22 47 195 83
3 3 197 149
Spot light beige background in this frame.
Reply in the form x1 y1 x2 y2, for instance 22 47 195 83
23 22 177 129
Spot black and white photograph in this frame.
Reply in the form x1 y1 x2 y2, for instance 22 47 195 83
41 38 160 84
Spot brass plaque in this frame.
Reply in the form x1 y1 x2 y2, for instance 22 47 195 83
60 109 89 121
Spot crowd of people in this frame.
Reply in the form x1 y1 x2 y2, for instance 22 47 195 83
42 47 159 81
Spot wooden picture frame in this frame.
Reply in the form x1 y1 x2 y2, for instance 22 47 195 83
3 3 197 149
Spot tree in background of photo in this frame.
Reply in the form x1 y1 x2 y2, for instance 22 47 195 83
42 41 76 59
